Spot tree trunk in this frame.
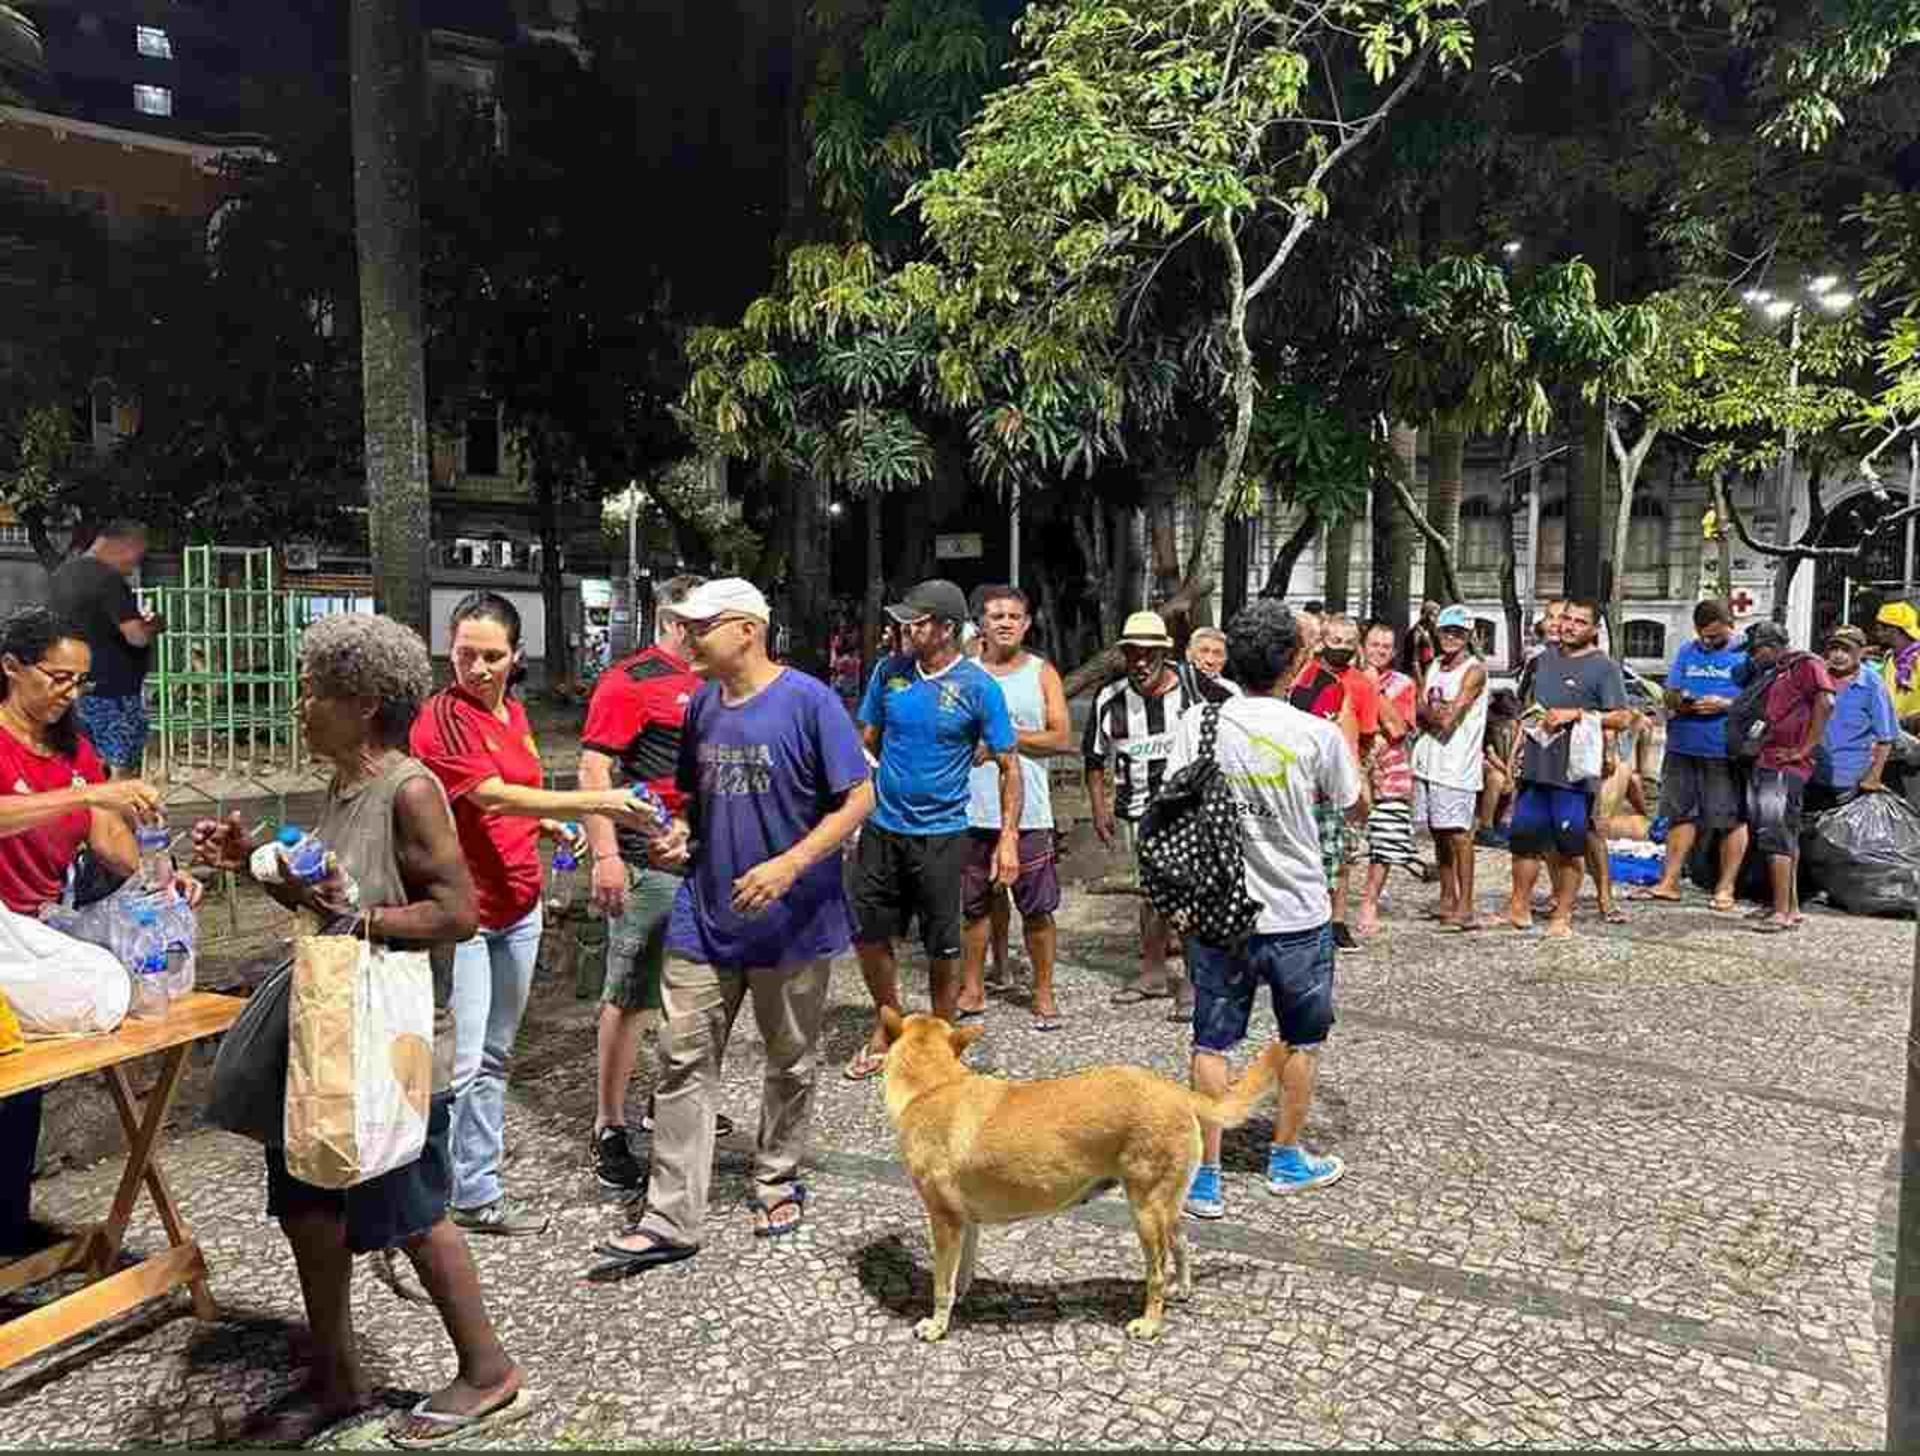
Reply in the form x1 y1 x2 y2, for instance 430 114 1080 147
534 457 569 685
863 489 883 660
1564 394 1607 602
1422 420 1465 602
1323 514 1354 616
1770 459 1828 625
350 0 432 642
1260 508 1319 598
1498 491 1525 671
1384 464 1462 606
22 506 64 573
784 470 832 678
1374 422 1418 628
1604 416 1659 659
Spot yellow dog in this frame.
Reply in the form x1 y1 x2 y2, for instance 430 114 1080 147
879 1008 1286 1341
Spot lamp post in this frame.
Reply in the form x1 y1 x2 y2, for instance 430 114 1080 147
1740 276 1855 617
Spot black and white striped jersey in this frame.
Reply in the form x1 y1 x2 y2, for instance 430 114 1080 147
1082 671 1220 822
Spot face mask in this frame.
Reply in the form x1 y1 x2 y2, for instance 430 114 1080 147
1321 648 1355 669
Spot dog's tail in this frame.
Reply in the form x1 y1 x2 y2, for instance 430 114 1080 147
1185 1043 1288 1128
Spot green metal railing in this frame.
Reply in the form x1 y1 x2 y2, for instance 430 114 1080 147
143 545 311 779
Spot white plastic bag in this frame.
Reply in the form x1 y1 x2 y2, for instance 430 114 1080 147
0 904 129 1037
284 934 434 1189
1568 712 1604 783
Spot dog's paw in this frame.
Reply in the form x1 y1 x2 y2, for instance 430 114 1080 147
915 1317 950 1342
1125 1316 1163 1341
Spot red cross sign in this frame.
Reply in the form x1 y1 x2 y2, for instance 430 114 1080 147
1730 589 1756 615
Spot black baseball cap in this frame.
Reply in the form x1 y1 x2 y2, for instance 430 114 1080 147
885 579 970 625
1743 620 1790 652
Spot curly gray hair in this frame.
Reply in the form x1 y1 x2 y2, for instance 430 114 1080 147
299 612 434 746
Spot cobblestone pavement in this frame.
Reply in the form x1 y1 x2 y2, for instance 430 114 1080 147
0 849 1903 1448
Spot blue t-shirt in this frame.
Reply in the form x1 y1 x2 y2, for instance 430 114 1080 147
1665 639 1745 759
857 654 1017 836
1815 670 1897 788
665 670 871 970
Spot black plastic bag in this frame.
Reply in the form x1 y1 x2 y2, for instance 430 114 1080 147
1803 792 1920 917
1685 828 1774 903
207 957 292 1144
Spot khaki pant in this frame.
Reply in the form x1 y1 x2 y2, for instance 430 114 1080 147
635 956 832 1248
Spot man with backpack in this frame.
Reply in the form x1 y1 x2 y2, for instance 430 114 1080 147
1158 600 1360 1221
1737 620 1836 932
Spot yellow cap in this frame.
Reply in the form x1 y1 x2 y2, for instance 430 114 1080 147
1876 601 1920 636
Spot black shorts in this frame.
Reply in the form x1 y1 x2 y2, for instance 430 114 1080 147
852 825 967 960
265 1093 453 1254
1659 753 1742 830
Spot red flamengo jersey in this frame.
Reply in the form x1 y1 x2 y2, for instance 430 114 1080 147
0 727 105 914
581 645 700 860
411 687 544 931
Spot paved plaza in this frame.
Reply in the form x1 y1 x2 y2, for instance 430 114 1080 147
0 849 1904 1449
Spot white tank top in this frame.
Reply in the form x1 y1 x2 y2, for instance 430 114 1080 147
967 656 1054 830
1411 657 1488 792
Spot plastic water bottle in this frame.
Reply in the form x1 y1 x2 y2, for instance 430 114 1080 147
630 785 671 835
276 826 360 908
548 836 582 917
126 903 171 1020
136 824 172 896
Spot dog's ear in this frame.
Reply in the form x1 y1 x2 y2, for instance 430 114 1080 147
879 1006 906 1044
949 1023 985 1057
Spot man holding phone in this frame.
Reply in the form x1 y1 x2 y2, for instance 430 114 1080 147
1637 599 1748 909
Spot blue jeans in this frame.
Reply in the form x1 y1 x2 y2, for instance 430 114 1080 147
449 904 544 1211
1189 925 1336 1054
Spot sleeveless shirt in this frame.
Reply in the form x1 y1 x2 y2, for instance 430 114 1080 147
315 754 458 1093
967 655 1054 830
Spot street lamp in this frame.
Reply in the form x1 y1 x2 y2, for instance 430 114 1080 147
1742 273 1856 542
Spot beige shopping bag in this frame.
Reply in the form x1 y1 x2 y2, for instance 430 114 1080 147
284 934 435 1189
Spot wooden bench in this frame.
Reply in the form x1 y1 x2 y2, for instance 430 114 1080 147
0 992 244 1371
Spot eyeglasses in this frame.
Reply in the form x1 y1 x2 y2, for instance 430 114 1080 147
30 664 94 694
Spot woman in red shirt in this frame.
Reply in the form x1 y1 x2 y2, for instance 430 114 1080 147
410 593 662 1236
0 606 169 1255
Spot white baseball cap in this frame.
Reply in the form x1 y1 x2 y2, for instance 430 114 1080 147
668 578 770 623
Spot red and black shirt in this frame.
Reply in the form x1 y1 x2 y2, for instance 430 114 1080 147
581 645 701 862
410 687 544 931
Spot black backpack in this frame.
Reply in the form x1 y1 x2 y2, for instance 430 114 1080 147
1137 702 1262 950
1726 656 1792 760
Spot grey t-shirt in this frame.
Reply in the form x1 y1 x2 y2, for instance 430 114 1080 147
1519 647 1626 790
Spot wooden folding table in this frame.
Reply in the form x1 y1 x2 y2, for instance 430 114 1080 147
0 991 244 1371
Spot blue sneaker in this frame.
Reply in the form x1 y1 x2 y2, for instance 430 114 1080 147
1266 1145 1345 1195
1184 1162 1225 1220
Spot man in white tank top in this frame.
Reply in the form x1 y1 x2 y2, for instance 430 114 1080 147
958 586 1072 1028
1411 606 1489 929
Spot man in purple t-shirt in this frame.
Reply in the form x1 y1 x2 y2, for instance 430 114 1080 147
589 579 873 1280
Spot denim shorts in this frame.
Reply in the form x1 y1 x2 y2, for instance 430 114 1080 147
1509 782 1593 858
1188 924 1336 1054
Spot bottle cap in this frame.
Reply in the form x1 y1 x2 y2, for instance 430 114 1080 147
553 850 577 871
132 905 158 926
277 826 304 845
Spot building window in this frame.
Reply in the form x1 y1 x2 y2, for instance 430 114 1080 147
1459 496 1502 570
1624 620 1666 659
1625 495 1666 571
465 402 500 476
133 84 172 116
1536 497 1566 573
135 25 172 58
